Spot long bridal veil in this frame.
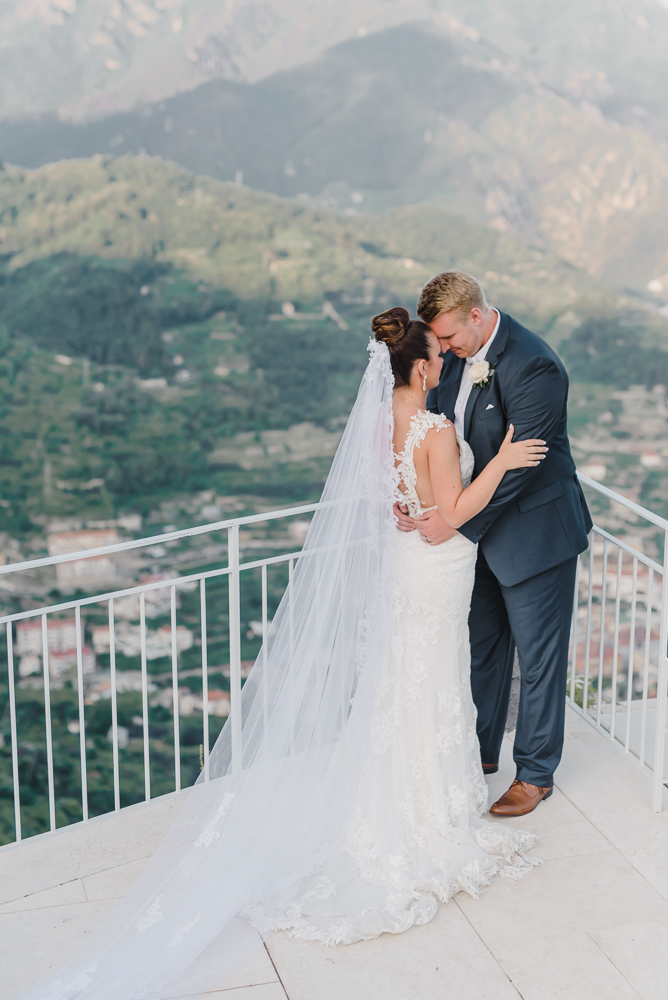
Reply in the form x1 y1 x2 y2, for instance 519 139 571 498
19 340 399 1000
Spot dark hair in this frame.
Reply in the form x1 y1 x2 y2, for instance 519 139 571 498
371 307 432 388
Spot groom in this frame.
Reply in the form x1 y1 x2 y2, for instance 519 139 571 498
396 271 592 816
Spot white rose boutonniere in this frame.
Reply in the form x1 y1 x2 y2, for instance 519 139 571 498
468 359 497 389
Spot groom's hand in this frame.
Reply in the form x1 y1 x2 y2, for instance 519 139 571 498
393 501 417 532
416 509 458 545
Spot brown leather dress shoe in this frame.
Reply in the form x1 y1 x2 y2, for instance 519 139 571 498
490 779 553 816
482 763 498 775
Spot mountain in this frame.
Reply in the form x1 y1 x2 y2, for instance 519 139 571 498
0 154 613 333
4 1 668 130
0 0 431 123
4 23 668 293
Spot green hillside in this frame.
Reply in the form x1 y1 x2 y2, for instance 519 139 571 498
0 155 666 544
0 154 609 323
0 253 367 538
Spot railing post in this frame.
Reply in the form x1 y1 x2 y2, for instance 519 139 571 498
610 549 623 742
569 555 580 703
640 569 654 769
6 624 21 842
108 599 120 812
41 614 56 831
261 563 268 734
228 524 242 770
583 532 594 716
74 606 88 822
171 585 181 793
652 530 668 811
200 578 210 782
596 538 609 728
289 557 295 753
625 558 638 752
140 592 151 802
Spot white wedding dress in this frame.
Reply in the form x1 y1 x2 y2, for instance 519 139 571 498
15 345 538 1000
270 411 538 946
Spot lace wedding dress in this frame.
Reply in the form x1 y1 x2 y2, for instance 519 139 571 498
15 345 537 1000
271 411 538 945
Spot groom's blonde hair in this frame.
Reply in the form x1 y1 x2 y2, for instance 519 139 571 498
417 271 488 324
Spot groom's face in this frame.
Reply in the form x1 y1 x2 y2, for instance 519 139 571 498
428 308 485 358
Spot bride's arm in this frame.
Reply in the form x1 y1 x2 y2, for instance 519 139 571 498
427 424 547 529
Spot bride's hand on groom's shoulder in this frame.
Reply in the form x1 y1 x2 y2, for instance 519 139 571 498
415 509 459 546
393 501 417 532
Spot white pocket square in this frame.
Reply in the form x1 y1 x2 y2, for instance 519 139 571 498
485 404 495 410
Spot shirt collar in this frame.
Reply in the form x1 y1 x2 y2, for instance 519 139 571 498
465 308 501 365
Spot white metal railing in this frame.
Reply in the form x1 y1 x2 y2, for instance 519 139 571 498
0 503 320 847
571 474 668 812
2 479 667 849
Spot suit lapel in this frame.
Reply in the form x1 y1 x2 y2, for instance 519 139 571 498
464 311 510 439
437 355 465 420
464 383 481 440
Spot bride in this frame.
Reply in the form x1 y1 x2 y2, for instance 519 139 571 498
17 309 545 1000
269 308 545 944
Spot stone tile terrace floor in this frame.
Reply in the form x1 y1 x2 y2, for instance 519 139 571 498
2 706 667 1000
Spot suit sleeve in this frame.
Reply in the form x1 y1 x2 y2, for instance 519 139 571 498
458 355 567 540
426 387 439 414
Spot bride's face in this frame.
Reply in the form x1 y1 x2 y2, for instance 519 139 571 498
418 332 443 391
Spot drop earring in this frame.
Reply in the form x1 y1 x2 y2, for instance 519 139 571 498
422 371 427 392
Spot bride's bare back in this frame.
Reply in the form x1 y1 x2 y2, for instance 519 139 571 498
393 403 460 513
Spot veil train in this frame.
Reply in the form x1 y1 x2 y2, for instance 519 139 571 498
17 341 399 1000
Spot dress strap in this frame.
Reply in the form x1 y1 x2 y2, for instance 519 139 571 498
409 410 451 448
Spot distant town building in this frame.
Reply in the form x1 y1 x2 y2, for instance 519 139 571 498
48 647 96 678
184 689 231 717
112 574 176 621
205 690 231 716
150 687 230 717
16 618 78 655
118 514 143 532
92 622 194 660
16 618 95 678
47 529 120 589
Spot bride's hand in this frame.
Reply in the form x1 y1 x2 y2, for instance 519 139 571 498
393 501 417 532
497 424 548 470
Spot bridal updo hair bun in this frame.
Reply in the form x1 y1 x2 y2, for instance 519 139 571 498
371 307 410 346
371 307 432 388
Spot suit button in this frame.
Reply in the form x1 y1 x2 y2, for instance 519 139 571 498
477 522 492 536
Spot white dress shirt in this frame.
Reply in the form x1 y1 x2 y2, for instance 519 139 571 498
453 308 501 439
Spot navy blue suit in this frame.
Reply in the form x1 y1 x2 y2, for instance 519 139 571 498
427 311 592 785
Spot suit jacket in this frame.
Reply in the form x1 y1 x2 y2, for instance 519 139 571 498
427 311 592 587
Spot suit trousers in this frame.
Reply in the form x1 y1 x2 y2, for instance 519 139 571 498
468 548 578 787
